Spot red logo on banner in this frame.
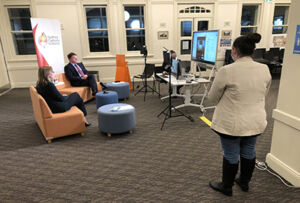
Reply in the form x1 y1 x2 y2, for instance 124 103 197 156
32 24 49 68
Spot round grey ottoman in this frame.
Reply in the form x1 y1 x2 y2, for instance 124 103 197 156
106 82 130 100
95 91 118 109
97 103 135 137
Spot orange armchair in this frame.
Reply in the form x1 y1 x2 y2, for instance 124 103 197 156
29 86 86 143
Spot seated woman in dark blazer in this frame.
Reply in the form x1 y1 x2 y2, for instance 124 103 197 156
36 66 91 126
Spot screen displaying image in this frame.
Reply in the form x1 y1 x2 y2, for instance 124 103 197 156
191 30 219 64
273 16 284 30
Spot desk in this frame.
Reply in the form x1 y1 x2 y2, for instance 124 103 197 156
157 73 213 112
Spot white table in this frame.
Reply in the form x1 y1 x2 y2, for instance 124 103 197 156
157 73 214 112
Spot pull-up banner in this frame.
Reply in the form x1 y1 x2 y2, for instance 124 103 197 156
30 18 64 73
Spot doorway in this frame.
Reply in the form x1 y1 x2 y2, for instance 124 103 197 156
0 36 11 94
177 4 214 60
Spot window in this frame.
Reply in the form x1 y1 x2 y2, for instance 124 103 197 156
7 8 35 55
181 21 192 36
85 7 109 52
197 21 208 31
272 5 289 34
124 6 145 51
179 6 211 14
240 5 259 35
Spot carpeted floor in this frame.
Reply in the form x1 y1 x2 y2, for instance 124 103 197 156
0 78 299 202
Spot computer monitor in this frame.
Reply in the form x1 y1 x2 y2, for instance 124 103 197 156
273 16 284 30
162 51 171 68
168 58 181 79
191 30 219 65
178 61 191 74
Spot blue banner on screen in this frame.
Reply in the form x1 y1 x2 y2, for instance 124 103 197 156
191 30 219 65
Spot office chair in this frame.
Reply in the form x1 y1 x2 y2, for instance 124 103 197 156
279 49 285 63
154 64 167 97
270 48 280 55
224 49 234 65
253 48 269 65
179 61 191 73
269 48 280 62
253 48 266 59
133 64 158 100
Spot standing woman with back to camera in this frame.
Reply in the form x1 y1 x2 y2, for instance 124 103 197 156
208 33 272 196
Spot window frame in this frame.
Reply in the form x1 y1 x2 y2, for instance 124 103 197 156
83 5 110 54
123 5 146 53
6 6 35 56
272 4 290 35
240 4 261 35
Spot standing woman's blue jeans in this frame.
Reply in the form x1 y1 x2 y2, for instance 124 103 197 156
218 134 258 164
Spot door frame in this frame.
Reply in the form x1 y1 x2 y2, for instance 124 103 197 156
178 17 213 60
0 36 11 94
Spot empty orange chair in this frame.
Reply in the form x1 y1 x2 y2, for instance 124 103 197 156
115 54 133 90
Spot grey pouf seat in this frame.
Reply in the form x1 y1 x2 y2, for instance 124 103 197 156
106 82 130 100
95 91 118 109
97 103 136 137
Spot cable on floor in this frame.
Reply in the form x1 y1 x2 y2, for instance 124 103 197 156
255 160 300 188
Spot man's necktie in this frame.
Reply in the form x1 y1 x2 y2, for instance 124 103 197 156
74 64 84 76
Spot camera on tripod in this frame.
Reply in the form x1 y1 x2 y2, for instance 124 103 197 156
140 45 148 57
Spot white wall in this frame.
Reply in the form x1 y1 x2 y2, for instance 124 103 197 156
0 0 291 88
266 0 300 186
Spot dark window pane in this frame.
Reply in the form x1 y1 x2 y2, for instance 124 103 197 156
197 21 208 31
273 6 289 26
241 27 257 35
126 30 145 51
124 6 144 29
241 5 258 26
86 8 107 29
8 8 31 31
125 6 144 16
12 33 35 55
88 31 109 52
8 8 30 17
181 21 192 37
272 26 288 34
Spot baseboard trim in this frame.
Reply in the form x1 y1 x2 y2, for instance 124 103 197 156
11 82 35 88
273 109 300 131
266 153 300 186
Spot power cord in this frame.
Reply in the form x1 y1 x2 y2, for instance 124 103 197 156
255 160 300 188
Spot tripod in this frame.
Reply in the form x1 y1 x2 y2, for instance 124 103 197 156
134 55 160 101
157 65 194 130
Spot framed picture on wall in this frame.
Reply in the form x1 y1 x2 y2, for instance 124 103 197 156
158 31 168 40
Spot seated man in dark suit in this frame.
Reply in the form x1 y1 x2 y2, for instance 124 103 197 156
64 52 98 96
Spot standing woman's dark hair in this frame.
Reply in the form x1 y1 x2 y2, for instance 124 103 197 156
36 66 54 87
233 33 261 57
